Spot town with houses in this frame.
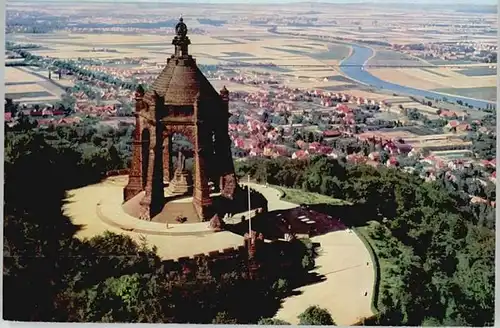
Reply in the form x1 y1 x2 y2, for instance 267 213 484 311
6 59 496 208
3 1 497 326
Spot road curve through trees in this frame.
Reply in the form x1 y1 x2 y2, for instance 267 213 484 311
63 178 375 324
244 183 375 325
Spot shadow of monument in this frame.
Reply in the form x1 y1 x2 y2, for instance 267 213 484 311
225 203 363 240
211 186 268 218
305 202 374 228
156 238 327 324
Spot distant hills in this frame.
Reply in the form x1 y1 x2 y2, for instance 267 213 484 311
6 0 497 11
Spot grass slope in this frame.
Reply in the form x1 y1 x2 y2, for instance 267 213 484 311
275 186 348 205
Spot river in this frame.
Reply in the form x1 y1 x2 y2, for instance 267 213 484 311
339 44 494 109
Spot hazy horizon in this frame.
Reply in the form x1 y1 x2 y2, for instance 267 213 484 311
8 0 498 4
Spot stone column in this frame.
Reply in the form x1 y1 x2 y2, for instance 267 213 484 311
124 87 146 202
192 128 212 221
163 135 172 183
139 146 156 221
123 115 143 201
218 86 238 199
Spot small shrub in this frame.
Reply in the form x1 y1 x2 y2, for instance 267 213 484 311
298 305 335 325
212 311 238 324
258 318 291 325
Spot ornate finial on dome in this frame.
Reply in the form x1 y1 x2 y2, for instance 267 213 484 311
175 15 188 38
173 16 190 57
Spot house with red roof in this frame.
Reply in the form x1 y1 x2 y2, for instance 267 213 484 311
296 140 307 149
323 130 341 138
386 157 399 167
456 123 471 133
368 151 380 161
308 142 321 152
58 117 82 125
318 145 333 155
249 148 263 157
346 153 367 164
439 110 458 118
292 150 310 160
480 159 496 169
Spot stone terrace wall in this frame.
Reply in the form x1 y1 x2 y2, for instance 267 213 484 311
106 169 130 177
162 245 247 276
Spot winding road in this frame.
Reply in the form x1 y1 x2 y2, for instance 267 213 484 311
243 183 375 326
339 44 494 109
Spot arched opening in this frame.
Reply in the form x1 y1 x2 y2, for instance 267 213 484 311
141 128 150 189
171 132 195 175
151 131 202 224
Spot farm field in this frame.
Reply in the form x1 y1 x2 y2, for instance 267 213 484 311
5 2 496 110
367 49 426 67
433 86 497 102
367 67 497 91
456 67 497 77
7 31 355 89
4 67 71 103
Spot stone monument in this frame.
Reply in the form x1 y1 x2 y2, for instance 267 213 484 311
166 151 193 196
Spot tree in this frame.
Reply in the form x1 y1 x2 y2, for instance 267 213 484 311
258 318 291 325
298 306 335 325
271 278 289 297
212 312 238 324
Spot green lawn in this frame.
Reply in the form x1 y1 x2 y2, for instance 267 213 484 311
354 222 391 313
274 186 349 205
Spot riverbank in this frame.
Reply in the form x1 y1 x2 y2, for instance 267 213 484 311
339 43 494 109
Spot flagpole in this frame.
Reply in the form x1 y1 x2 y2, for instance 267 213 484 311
248 174 251 237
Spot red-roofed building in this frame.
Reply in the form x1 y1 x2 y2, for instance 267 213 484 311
318 145 333 155
58 117 82 125
440 110 458 118
323 130 341 138
309 142 321 152
368 151 380 161
346 153 367 164
336 104 352 114
456 123 471 132
480 159 496 168
292 150 310 160
387 157 399 167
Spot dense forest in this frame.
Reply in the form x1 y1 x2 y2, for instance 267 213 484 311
3 119 332 324
4 112 495 325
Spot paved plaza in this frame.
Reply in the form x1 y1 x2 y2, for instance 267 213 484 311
63 177 244 260
63 177 375 325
